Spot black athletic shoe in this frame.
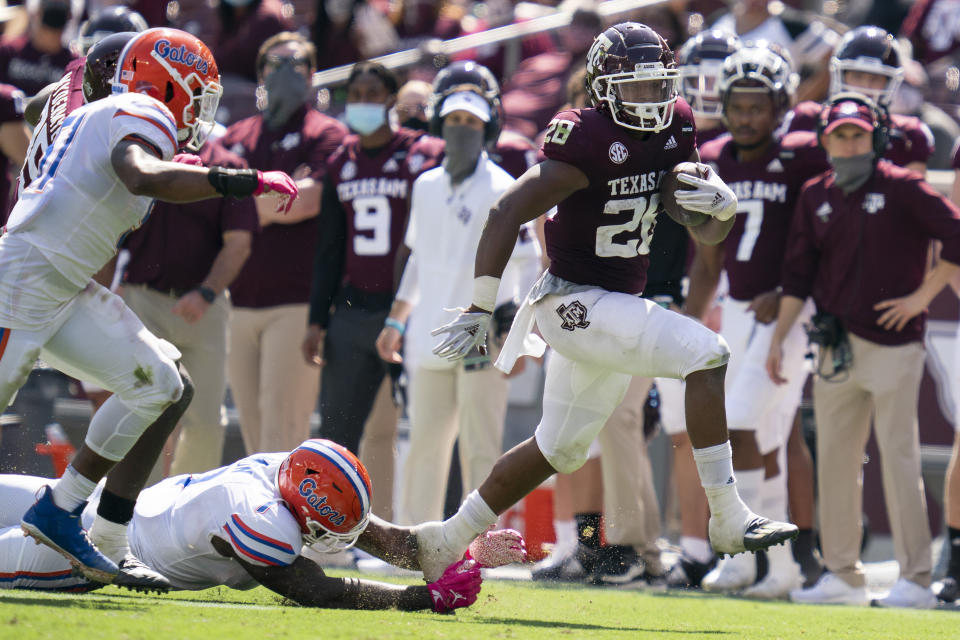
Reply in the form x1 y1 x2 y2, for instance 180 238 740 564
589 546 644 585
665 554 716 589
742 517 800 554
113 554 171 594
934 576 959 603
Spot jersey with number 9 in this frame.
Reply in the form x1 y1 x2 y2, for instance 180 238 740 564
541 99 696 294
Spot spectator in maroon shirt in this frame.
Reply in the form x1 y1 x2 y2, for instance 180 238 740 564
215 32 348 456
768 96 960 608
0 82 28 222
119 145 258 478
0 0 78 97
213 0 293 83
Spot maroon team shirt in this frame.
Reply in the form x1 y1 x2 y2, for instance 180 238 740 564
216 106 348 308
0 83 24 221
699 130 830 301
326 128 441 293
0 35 76 97
697 124 728 146
783 100 934 167
901 0 960 65
783 161 960 345
541 99 698 294
123 145 259 293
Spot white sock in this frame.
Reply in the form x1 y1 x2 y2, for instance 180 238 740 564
88 516 129 564
554 519 577 551
681 536 714 564
693 442 748 519
52 466 98 512
441 490 498 553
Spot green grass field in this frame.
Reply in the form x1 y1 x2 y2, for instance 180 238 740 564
2 570 957 640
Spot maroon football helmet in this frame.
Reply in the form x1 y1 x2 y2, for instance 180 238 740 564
585 22 679 132
829 26 903 106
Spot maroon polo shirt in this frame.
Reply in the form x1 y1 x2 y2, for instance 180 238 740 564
122 146 259 293
783 100 934 168
0 83 24 222
215 106 348 308
0 35 77 97
213 0 293 82
783 161 960 345
699 130 830 301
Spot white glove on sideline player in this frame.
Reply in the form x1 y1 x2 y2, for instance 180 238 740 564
675 164 738 222
431 311 491 361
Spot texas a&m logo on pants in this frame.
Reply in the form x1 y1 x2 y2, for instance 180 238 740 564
556 300 590 331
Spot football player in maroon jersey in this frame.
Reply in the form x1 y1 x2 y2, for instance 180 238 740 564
676 29 741 145
303 61 441 512
780 26 933 173
769 95 960 608
686 43 829 599
411 22 799 585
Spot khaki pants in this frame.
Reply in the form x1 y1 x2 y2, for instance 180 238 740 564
358 377 399 520
399 362 509 524
122 284 229 475
228 304 319 454
597 376 662 571
814 333 931 588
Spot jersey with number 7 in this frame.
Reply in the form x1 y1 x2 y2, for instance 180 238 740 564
697 130 830 301
540 99 697 294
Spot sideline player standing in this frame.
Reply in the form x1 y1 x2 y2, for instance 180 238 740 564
418 22 798 582
686 44 829 598
0 27 299 586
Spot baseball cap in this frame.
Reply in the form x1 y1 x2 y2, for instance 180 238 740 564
822 99 876 135
439 90 491 122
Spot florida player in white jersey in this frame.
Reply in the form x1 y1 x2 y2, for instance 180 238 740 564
686 44 831 599
0 27 299 588
0 439 521 611
413 22 799 585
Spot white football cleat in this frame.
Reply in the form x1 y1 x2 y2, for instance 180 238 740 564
414 521 467 583
790 572 868 606
701 553 756 593
872 578 936 609
709 510 798 557
742 540 803 600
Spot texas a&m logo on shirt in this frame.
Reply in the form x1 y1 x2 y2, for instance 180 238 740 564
863 193 886 214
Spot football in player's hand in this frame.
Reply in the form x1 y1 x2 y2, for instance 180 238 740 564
660 162 710 227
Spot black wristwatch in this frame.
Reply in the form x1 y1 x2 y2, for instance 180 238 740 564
195 285 217 304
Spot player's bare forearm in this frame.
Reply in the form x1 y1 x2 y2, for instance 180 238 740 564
355 515 421 571
201 230 252 294
111 139 221 202
475 159 587 281
688 214 735 246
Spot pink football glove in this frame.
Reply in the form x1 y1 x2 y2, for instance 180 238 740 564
466 528 527 568
172 153 203 166
427 557 482 613
254 170 299 213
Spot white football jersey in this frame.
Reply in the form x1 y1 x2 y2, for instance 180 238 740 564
128 453 303 591
3 92 178 291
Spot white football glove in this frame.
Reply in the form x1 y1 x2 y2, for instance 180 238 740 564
675 164 738 222
431 311 491 361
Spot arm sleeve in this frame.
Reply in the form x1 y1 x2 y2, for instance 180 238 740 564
780 188 821 300
219 506 301 568
307 172 347 327
395 250 420 306
109 96 178 160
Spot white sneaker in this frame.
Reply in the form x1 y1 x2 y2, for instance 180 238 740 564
789 572 868 606
701 553 756 593
413 521 466 583
873 578 936 609
743 541 804 599
709 509 798 556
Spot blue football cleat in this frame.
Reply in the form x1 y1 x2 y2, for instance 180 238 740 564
21 485 119 584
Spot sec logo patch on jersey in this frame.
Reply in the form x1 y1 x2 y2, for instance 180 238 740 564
608 141 629 164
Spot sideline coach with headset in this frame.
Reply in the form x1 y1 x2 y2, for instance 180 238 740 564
766 94 960 608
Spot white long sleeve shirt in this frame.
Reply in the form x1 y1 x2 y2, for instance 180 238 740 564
398 152 541 372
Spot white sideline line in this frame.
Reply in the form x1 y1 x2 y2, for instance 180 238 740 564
0 590 281 610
